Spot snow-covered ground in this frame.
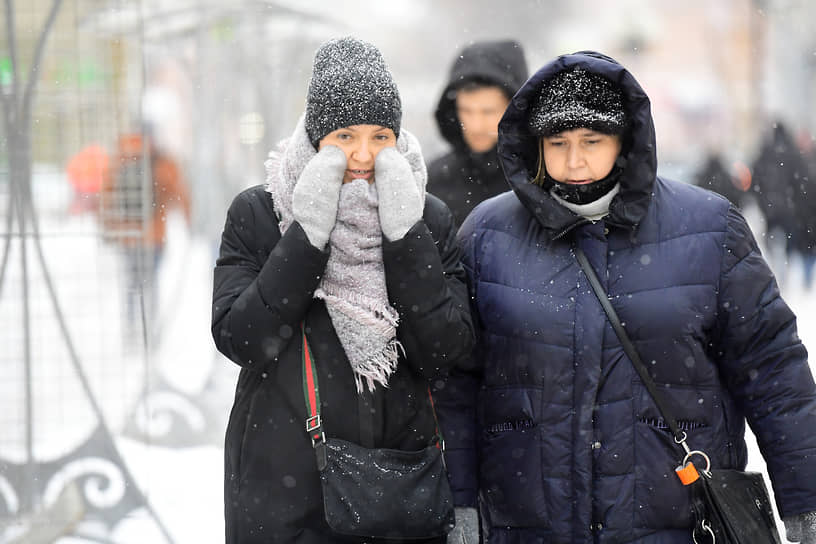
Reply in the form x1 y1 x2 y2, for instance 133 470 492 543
0 183 238 543
1 187 814 543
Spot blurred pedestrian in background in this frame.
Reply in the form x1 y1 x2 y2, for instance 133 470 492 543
99 132 191 340
435 50 816 543
65 144 109 215
693 152 747 208
749 121 807 285
794 127 816 288
427 40 528 227
211 37 473 543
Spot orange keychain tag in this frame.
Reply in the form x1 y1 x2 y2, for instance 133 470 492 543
675 461 700 485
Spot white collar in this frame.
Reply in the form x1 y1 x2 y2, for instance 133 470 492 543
550 183 621 222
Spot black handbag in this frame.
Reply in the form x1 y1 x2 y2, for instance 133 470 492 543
574 246 781 544
300 328 456 540
691 468 779 543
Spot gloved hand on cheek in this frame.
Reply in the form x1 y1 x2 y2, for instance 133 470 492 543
374 147 423 242
292 145 347 250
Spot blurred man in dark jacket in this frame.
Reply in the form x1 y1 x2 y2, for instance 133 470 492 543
427 40 528 227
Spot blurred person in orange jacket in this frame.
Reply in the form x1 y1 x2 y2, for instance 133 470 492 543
99 132 191 338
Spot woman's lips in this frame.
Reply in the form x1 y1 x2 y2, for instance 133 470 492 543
565 179 594 185
348 169 373 181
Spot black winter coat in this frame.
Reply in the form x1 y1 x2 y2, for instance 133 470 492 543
435 51 816 544
212 186 474 543
427 40 528 227
427 148 507 228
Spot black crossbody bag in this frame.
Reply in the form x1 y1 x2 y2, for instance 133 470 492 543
574 246 781 544
300 327 455 540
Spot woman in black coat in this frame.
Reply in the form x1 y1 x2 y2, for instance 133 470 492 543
211 37 474 543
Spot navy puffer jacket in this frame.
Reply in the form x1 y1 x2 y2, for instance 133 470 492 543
435 51 816 543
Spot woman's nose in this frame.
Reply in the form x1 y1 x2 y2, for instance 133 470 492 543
352 141 373 161
566 146 583 168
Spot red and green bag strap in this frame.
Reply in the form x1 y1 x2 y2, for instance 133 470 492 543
301 324 325 447
300 323 443 449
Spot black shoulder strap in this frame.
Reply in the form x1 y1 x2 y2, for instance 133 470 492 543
573 246 686 445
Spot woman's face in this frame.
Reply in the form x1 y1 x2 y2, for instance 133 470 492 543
319 125 397 184
541 128 622 184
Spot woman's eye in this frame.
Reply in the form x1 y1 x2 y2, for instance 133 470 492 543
337 133 352 141
374 134 390 141
586 139 600 145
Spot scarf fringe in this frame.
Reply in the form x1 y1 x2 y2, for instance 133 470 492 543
354 338 404 393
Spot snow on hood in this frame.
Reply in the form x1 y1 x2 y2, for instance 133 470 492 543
497 50 658 239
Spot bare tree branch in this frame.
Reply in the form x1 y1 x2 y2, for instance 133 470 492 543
20 0 63 122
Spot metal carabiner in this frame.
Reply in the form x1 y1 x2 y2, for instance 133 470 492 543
674 431 691 455
692 519 716 544
682 449 712 477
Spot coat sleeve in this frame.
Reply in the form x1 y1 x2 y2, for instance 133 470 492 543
716 205 816 518
381 196 474 379
429 215 484 508
425 154 446 195
211 189 329 370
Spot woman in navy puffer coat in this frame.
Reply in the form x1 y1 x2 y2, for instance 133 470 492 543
435 51 816 543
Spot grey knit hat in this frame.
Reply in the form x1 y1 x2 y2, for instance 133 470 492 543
528 68 627 137
304 37 402 148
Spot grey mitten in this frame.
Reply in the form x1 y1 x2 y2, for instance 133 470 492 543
374 147 423 241
446 506 479 544
785 511 816 543
291 145 347 249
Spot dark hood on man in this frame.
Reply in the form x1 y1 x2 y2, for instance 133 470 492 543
435 40 528 151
